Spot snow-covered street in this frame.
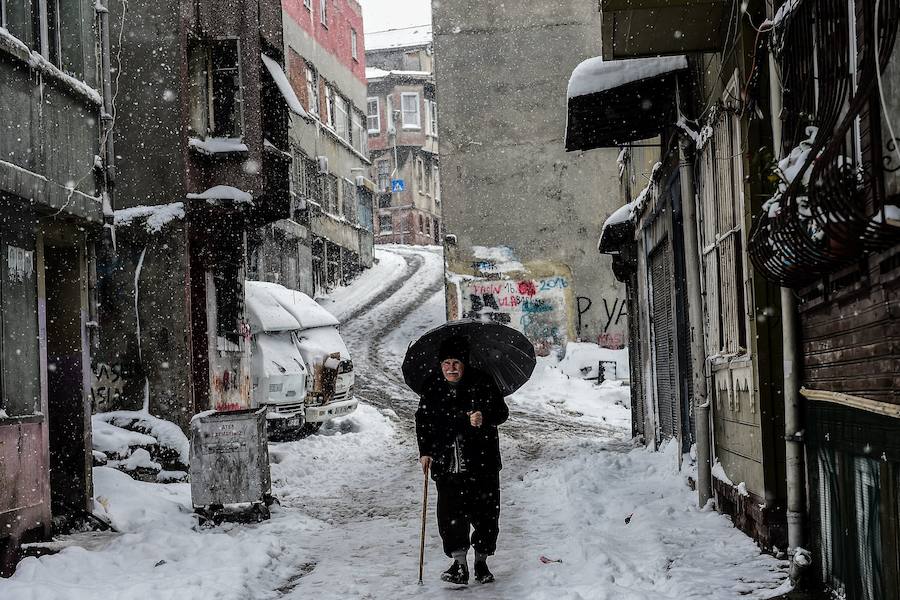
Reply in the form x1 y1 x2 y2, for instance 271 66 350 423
0 246 788 600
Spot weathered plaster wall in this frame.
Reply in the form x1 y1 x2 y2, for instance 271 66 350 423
432 0 627 350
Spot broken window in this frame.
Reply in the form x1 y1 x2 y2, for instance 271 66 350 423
188 39 243 138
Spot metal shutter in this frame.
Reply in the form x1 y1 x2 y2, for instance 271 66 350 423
651 244 678 440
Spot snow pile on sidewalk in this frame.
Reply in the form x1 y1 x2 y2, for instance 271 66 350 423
497 440 788 599
92 411 190 480
558 341 629 382
511 352 631 431
4 465 322 600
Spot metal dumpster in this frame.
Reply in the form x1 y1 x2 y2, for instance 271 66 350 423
189 408 272 523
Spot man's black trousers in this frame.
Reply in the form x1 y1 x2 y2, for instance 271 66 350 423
434 472 500 558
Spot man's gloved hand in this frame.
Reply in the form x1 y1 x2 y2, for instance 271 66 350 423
469 411 483 428
419 455 432 474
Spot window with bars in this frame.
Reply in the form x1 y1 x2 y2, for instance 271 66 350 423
697 109 747 356
377 159 391 192
379 214 393 232
327 174 340 214
341 178 356 220
367 97 380 133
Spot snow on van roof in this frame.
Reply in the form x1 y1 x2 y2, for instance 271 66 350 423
245 281 339 333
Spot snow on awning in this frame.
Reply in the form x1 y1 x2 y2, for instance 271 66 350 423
261 53 309 120
186 185 254 204
565 55 688 151
598 201 636 254
567 55 688 100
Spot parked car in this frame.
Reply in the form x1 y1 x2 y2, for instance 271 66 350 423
245 281 357 439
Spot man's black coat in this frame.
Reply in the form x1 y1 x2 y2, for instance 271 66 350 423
415 367 509 478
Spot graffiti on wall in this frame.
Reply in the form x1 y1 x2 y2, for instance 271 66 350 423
91 362 125 413
576 295 628 349
461 277 570 356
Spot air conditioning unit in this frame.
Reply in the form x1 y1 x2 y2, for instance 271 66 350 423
317 156 329 175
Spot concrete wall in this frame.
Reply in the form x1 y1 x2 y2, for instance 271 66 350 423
432 0 626 350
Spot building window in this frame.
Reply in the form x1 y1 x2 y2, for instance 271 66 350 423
425 218 431 235
378 195 392 209
415 157 425 191
305 63 319 115
1 0 28 46
324 85 335 129
367 97 380 133
418 215 424 233
429 100 438 137
341 178 356 220
336 94 350 140
319 0 327 26
47 0 85 77
303 0 311 9
351 28 358 61
377 159 391 192
432 164 439 199
379 214 392 232
322 174 338 214
188 39 243 138
698 109 747 355
401 92 420 129
352 110 366 155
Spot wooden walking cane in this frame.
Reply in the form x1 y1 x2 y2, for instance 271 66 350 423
418 463 430 585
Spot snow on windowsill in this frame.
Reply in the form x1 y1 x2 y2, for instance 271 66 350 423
567 55 688 99
188 137 249 155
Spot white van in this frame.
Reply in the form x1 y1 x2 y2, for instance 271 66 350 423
245 281 357 439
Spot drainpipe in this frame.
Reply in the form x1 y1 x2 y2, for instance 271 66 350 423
767 1 806 562
96 0 116 227
676 84 712 508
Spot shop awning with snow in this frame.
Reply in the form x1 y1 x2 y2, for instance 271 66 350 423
565 55 688 151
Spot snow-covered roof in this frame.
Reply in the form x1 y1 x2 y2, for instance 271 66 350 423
261 53 309 119
114 202 185 233
365 67 432 81
567 55 688 99
186 185 253 204
365 25 432 51
245 281 340 334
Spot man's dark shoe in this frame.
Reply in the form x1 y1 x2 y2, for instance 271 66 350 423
473 560 494 584
441 561 469 585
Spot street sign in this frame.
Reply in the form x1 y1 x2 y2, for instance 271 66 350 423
391 179 405 192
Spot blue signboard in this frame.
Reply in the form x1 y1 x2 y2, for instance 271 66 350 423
391 179 405 193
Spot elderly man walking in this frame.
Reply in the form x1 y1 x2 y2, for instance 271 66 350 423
415 336 509 585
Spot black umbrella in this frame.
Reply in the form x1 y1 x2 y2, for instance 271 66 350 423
402 319 537 396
